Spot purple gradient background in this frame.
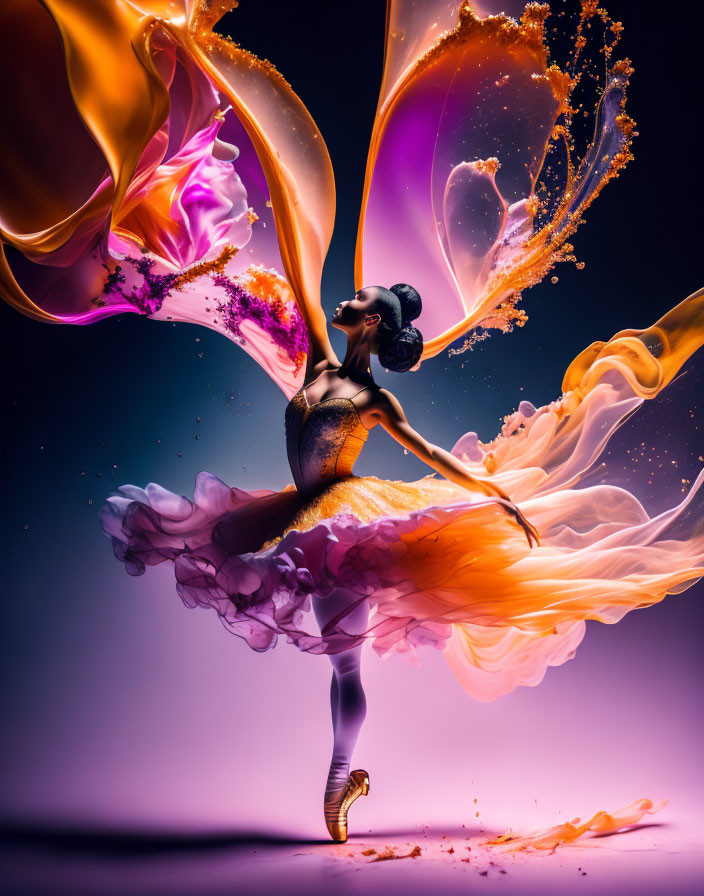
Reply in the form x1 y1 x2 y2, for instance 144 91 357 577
1 0 703 892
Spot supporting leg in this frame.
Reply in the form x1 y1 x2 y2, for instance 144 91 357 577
311 589 370 794
329 670 340 737
326 643 367 792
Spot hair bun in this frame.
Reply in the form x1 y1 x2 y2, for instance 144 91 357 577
390 283 422 323
378 324 423 373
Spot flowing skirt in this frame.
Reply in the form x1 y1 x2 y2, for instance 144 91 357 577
99 462 704 702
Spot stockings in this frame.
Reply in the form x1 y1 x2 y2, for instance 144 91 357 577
311 588 369 795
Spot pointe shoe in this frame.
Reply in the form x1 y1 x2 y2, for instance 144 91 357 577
324 769 370 842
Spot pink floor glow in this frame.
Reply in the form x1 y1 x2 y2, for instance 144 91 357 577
2 554 703 894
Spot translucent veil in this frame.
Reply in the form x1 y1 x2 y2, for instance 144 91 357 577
357 0 639 355
0 0 335 397
2 0 701 392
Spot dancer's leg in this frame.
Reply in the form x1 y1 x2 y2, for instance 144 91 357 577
329 672 340 737
326 643 366 791
312 588 370 793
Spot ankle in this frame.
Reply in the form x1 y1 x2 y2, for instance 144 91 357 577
325 760 350 795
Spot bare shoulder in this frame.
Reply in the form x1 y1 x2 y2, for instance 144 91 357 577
357 386 406 423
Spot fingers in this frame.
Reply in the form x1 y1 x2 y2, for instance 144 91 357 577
516 510 540 548
496 498 540 548
523 526 538 548
509 510 533 547
523 517 540 546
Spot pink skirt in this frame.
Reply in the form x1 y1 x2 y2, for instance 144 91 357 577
99 460 704 702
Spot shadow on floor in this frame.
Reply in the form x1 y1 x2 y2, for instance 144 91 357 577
1 817 663 857
0 818 329 856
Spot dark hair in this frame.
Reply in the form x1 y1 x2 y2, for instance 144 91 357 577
371 283 423 373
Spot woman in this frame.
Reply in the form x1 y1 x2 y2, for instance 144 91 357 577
100 279 540 842
2 0 703 846
97 274 704 844
286 282 538 839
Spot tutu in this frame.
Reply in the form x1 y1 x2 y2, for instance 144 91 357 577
98 470 521 655
100 405 704 702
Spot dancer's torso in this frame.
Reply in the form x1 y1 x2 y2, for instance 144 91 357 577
285 385 371 492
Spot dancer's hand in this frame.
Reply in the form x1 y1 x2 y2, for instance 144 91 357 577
478 482 539 547
497 499 541 548
370 391 539 548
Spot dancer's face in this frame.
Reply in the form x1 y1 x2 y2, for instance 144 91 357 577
331 287 381 335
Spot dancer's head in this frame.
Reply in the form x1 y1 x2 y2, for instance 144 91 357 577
331 284 423 372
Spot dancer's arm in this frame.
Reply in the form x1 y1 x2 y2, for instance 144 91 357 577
301 303 340 379
370 388 540 546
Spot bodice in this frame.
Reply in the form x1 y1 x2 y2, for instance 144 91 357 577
285 387 370 493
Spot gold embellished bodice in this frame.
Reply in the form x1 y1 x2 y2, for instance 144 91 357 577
285 387 370 493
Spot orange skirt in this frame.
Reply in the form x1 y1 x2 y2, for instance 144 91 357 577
100 464 704 702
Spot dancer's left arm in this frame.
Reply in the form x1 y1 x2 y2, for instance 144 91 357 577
370 388 540 547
